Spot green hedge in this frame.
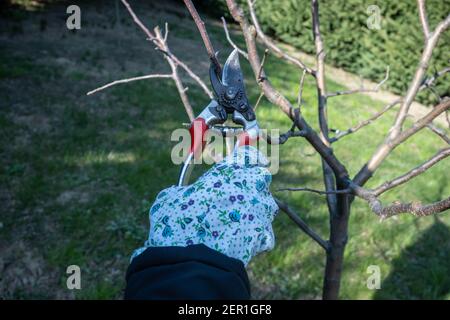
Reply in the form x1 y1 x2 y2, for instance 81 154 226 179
200 0 449 105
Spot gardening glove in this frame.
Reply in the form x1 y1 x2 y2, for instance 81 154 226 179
131 145 279 266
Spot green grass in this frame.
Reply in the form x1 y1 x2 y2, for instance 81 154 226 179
0 1 449 300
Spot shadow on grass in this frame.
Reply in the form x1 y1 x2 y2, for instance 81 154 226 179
374 217 450 300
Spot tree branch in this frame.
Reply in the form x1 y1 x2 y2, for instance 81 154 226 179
377 197 450 218
221 17 249 59
246 0 315 75
373 147 450 196
426 123 450 144
87 73 173 96
252 92 264 110
326 66 390 98
154 26 196 120
366 195 450 219
182 0 221 73
389 13 450 138
297 70 307 108
417 0 430 39
169 50 214 99
257 48 269 83
419 66 450 91
263 121 306 145
330 99 401 143
275 198 329 251
277 187 351 195
311 0 339 219
121 0 155 40
225 0 349 182
112 0 213 120
354 96 450 186
349 182 450 219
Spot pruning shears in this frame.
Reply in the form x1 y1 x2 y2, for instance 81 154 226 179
178 49 261 186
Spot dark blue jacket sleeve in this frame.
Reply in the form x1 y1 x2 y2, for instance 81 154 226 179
124 244 251 300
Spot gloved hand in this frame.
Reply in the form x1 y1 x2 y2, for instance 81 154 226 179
131 146 279 266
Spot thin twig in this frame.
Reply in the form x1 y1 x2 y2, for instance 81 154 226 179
87 74 172 96
417 0 430 39
253 91 264 110
373 147 450 196
354 13 450 186
257 49 269 83
277 187 351 195
389 14 450 138
446 110 450 129
225 0 349 180
263 122 306 145
419 66 450 91
183 0 221 73
171 54 214 99
327 66 390 98
246 0 315 75
121 0 155 39
297 70 307 108
275 198 329 251
355 93 450 186
118 0 197 120
330 99 401 142
221 17 248 60
426 123 450 144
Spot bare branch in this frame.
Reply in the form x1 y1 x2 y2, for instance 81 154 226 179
246 0 315 75
389 14 450 138
253 91 264 110
354 97 450 186
225 0 349 181
417 0 430 39
257 49 269 83
221 17 249 59
330 99 401 142
119 0 196 120
168 61 195 120
426 123 450 144
330 67 450 143
370 196 450 219
275 198 329 251
226 0 292 115
312 0 327 145
311 0 339 222
297 70 307 108
121 0 155 40
154 27 195 121
170 54 214 99
384 197 450 218
263 121 306 145
391 98 450 146
419 66 450 91
446 110 450 129
350 182 450 219
326 66 390 98
86 74 173 96
373 147 450 196
277 187 351 195
182 0 221 72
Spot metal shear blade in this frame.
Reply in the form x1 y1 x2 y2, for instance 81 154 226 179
209 49 254 121
222 49 244 88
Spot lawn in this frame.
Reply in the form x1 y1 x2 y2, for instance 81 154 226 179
0 1 449 299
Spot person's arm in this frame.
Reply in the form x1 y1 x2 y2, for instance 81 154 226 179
125 244 250 300
125 146 278 300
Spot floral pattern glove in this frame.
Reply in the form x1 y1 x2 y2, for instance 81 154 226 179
131 146 279 266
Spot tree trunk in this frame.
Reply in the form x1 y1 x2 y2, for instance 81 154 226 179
322 182 351 299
